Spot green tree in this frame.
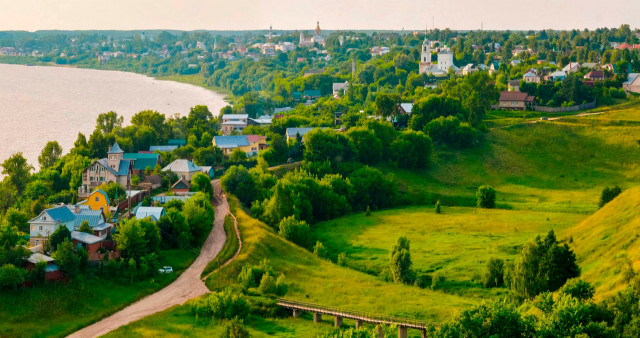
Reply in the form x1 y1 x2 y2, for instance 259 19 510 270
277 216 311 248
483 258 505 288
38 141 63 168
346 127 383 165
157 210 191 249
54 238 80 277
304 128 358 169
96 111 123 134
190 172 214 198
182 192 215 242
389 236 413 284
138 218 161 254
78 220 92 234
391 131 432 169
599 185 622 208
2 152 33 195
221 318 250 338
374 92 400 118
220 165 256 205
113 219 147 260
477 185 496 208
229 148 247 162
49 224 71 252
3 208 29 233
0 264 25 289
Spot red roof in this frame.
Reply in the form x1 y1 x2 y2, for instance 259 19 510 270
246 135 266 143
499 91 534 102
585 70 604 78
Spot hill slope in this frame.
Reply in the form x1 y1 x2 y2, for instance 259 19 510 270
564 186 640 298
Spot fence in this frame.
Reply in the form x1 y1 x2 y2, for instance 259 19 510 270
532 100 596 113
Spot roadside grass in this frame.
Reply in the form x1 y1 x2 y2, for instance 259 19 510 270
202 214 240 278
204 197 476 322
105 304 330 338
312 205 586 299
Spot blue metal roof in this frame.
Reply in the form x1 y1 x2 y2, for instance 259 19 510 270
45 206 75 223
73 209 105 228
108 142 124 154
214 135 250 148
117 159 131 176
150 145 178 152
92 189 110 205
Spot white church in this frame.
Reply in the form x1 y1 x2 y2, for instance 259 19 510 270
419 38 458 76
299 21 325 47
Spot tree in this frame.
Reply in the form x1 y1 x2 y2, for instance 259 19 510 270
96 111 123 134
229 148 247 162
193 146 223 167
346 127 383 165
113 219 147 260
304 128 358 169
49 224 71 252
78 220 92 234
389 236 413 284
220 165 256 205
483 258 505 288
508 230 580 300
38 141 63 168
157 210 191 249
477 185 496 209
54 238 80 277
3 208 29 233
348 166 397 211
0 264 25 289
277 216 311 248
137 218 161 254
182 192 215 242
190 172 214 198
2 152 33 195
391 131 433 169
599 185 622 208
221 318 250 338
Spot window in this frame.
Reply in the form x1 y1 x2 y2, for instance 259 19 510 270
100 177 105 182
31 226 34 231
35 239 39 245
39 226 43 231
95 197 99 202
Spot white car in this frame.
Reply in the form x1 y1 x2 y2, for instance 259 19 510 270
158 266 174 274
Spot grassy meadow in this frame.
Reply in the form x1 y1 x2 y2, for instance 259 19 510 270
312 206 587 299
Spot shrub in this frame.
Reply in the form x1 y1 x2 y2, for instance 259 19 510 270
391 130 433 169
483 258 505 288
54 238 80 277
389 236 413 284
48 224 71 252
435 200 441 214
559 279 595 301
192 288 250 320
313 241 328 258
220 318 249 338
0 264 25 289
431 271 445 290
277 216 311 248
258 272 288 296
337 252 347 266
237 259 273 289
476 185 496 209
599 185 622 208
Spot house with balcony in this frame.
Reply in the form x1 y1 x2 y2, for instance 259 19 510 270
28 206 76 247
78 142 132 199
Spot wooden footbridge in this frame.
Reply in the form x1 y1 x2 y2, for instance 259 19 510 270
277 299 430 338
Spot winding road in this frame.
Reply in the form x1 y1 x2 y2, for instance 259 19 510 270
68 180 230 338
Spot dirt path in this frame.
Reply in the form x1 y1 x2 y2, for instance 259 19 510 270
68 180 229 338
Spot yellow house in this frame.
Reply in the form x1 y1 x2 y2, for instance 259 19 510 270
213 135 266 157
81 189 110 212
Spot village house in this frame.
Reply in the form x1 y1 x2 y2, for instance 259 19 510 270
523 71 541 83
499 91 535 110
562 62 581 73
285 127 323 143
220 114 249 135
149 145 178 152
548 70 567 82
72 207 113 238
171 178 191 195
162 159 202 182
332 81 349 97
79 189 110 212
398 103 413 115
623 73 640 94
123 152 161 174
584 70 605 81
26 253 63 281
134 206 166 222
28 206 76 247
168 139 187 147
78 142 132 199
213 135 266 157
489 62 500 75
508 80 521 92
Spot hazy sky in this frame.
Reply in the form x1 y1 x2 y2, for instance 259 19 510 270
1 0 638 32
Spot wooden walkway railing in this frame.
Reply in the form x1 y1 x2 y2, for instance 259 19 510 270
277 298 430 337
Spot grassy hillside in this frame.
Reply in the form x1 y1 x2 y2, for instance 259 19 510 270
564 186 640 299
313 206 587 299
394 105 640 214
205 197 475 321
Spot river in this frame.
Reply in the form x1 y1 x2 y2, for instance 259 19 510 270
0 63 227 170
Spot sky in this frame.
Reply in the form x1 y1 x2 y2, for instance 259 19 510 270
1 0 638 32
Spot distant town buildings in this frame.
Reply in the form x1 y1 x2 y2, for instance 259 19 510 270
299 21 325 47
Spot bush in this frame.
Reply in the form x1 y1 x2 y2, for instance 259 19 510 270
476 185 496 209
258 272 288 296
483 258 505 288
559 279 595 301
431 271 445 290
238 259 273 289
337 252 347 266
0 264 25 289
391 130 433 169
192 288 250 320
389 236 413 284
220 318 249 338
277 216 311 248
435 200 441 214
599 185 622 208
313 241 328 258
425 116 479 148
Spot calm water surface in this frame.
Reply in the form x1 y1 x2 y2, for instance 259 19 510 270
0 63 227 169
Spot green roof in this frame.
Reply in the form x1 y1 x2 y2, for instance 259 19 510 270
168 139 187 146
123 153 160 171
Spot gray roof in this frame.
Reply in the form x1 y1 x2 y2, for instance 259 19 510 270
221 114 248 120
96 158 131 176
134 207 166 221
214 135 250 149
274 107 293 114
28 253 54 264
400 103 413 114
624 73 640 85
150 145 178 152
285 127 320 139
108 142 123 154
162 159 201 173
71 231 103 245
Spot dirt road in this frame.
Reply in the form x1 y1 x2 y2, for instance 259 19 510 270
68 180 229 338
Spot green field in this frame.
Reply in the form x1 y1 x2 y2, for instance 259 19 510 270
312 206 587 298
